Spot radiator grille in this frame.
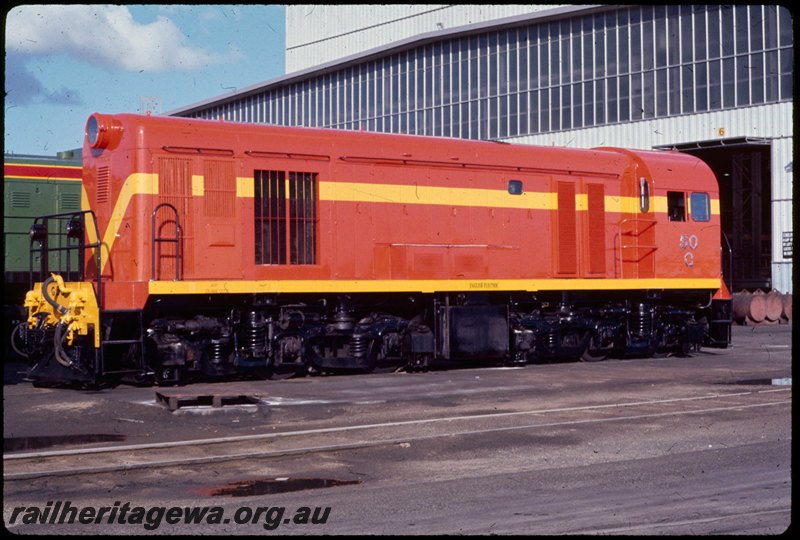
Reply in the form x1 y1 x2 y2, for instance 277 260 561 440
557 181 577 274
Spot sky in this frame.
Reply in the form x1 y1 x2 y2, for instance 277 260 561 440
4 4 286 156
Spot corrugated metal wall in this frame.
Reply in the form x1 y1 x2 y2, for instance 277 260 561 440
771 136 793 294
507 102 792 149
285 4 566 73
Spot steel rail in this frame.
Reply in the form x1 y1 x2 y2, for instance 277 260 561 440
3 388 775 460
4 397 790 481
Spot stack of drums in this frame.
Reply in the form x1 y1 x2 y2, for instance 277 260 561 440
732 289 792 325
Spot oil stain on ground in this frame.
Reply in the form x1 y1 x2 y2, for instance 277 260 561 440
199 477 362 497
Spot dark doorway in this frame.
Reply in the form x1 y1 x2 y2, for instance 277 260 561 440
654 138 772 292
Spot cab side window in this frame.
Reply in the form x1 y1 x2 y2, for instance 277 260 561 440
690 192 710 222
667 191 685 222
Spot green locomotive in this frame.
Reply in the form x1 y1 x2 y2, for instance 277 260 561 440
4 151 82 359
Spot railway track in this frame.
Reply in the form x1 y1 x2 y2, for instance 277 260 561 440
4 386 790 482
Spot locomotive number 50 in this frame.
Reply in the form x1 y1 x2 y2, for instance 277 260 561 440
679 234 699 267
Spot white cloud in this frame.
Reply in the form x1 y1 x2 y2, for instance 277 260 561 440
5 5 224 72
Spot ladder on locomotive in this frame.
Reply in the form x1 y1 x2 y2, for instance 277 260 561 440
91 204 182 379
97 203 183 379
617 217 658 278
151 202 182 281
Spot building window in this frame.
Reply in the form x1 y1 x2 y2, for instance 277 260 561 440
254 170 317 265
190 5 793 142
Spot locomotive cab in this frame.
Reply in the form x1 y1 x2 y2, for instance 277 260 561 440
625 148 731 354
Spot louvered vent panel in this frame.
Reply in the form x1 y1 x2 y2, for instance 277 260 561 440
587 183 606 274
96 166 110 204
10 191 31 208
557 181 577 275
204 160 236 217
59 192 81 211
157 157 193 277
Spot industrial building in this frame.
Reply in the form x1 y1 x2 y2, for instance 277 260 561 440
169 4 793 294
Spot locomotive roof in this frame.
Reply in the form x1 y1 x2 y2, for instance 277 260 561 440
87 113 719 192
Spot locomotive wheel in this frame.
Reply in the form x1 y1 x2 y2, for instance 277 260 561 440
153 366 187 386
504 353 529 367
267 367 299 380
365 360 401 374
268 358 310 379
676 340 695 357
405 353 431 372
580 334 608 362
653 341 692 358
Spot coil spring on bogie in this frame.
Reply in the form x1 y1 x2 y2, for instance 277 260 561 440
543 331 558 352
209 339 227 364
350 335 368 358
244 311 267 356
631 303 652 338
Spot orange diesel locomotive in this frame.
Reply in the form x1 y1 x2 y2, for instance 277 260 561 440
17 113 732 385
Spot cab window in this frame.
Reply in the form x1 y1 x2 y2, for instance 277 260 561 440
667 191 685 222
690 192 710 222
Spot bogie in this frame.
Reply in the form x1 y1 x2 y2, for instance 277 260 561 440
21 291 715 386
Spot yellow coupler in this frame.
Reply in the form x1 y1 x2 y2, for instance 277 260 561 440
24 274 100 348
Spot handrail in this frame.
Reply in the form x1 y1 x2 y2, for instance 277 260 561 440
618 217 657 234
151 203 181 281
28 210 103 308
618 244 658 263
161 145 233 156
720 230 733 292
338 155 619 179
616 217 659 271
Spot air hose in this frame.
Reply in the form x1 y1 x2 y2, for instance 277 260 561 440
53 321 81 370
10 323 29 359
41 275 82 370
42 275 68 315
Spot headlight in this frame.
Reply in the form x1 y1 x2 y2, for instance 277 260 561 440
29 223 48 242
86 114 122 149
